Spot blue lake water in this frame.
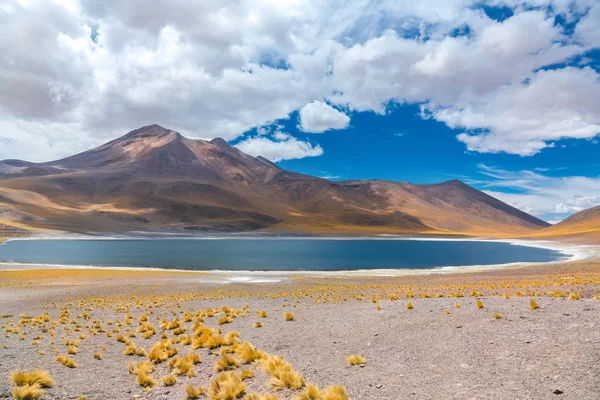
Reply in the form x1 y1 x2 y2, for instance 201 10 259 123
0 238 566 271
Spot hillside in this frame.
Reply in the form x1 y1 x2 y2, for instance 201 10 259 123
0 124 550 237
529 206 600 240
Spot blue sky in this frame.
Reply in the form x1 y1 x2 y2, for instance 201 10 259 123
0 0 599 223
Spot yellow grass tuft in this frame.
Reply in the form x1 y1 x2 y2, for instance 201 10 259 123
93 352 102 360
568 292 581 300
322 385 349 400
236 341 260 364
162 375 177 386
347 355 366 365
56 355 77 368
284 312 295 321
11 385 45 400
529 299 540 310
493 313 503 319
253 321 263 328
476 300 484 309
294 383 322 400
10 370 54 388
185 384 205 399
67 346 78 355
208 371 246 400
137 372 157 388
240 369 254 380
256 310 268 318
215 354 241 371
405 303 413 309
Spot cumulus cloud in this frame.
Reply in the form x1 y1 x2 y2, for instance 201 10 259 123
299 101 350 133
0 0 599 160
235 134 323 162
476 164 600 222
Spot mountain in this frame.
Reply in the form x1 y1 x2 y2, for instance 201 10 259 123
529 205 600 240
0 124 550 236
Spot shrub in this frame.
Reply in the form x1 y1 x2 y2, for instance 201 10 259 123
215 354 240 372
162 375 177 386
347 355 366 365
185 384 205 399
294 383 322 400
208 371 245 400
12 385 44 400
529 299 540 310
322 385 349 400
56 355 77 368
10 370 54 388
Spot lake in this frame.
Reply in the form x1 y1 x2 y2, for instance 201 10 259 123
0 238 567 271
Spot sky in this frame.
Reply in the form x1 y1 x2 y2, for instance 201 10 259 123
0 0 599 224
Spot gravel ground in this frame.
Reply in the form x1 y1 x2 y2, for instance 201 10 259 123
0 266 599 400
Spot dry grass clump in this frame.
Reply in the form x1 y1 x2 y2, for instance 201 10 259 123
11 385 45 400
241 369 254 380
476 300 484 309
236 341 260 364
10 370 54 400
262 355 305 391
162 374 177 386
56 355 77 368
405 303 413 309
185 384 205 399
493 313 503 319
256 310 268 318
529 299 540 310
11 370 54 388
253 321 263 328
93 351 102 360
347 355 366 365
322 385 349 400
208 371 246 400
131 361 157 388
284 312 295 321
568 292 581 300
294 384 322 400
215 354 241 371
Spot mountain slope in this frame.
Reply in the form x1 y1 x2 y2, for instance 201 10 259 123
0 124 549 236
529 206 600 239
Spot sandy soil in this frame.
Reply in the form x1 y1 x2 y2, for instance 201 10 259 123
0 259 599 400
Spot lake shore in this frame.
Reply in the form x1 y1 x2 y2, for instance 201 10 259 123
1 235 597 276
1 255 600 399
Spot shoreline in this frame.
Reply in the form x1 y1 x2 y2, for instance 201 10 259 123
0 236 597 278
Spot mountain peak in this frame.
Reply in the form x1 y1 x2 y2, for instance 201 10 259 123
210 138 229 147
124 124 175 139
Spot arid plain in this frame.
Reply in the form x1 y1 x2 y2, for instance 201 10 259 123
1 255 599 400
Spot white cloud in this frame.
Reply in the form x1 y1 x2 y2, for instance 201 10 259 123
235 134 323 162
0 0 599 161
448 67 600 156
299 101 350 133
476 164 600 222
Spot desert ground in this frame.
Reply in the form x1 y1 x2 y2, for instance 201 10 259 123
0 254 599 400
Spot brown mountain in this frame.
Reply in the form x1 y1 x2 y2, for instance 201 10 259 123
0 124 550 236
529 205 600 240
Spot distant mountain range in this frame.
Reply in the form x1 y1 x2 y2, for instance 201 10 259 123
0 124 558 237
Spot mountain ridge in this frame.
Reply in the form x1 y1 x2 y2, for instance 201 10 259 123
0 124 551 237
